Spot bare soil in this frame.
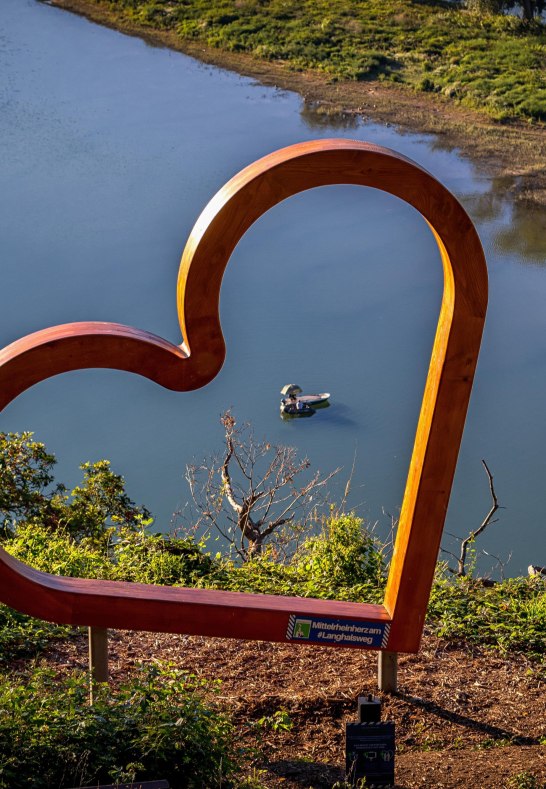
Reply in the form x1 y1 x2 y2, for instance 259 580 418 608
50 0 546 207
42 628 546 788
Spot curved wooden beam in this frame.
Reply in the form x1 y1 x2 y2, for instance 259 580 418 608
0 139 488 652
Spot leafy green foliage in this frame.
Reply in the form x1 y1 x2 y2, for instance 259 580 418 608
0 432 58 535
1 432 545 667
65 459 151 540
205 514 386 603
427 567 546 660
0 432 150 541
294 513 385 597
0 513 384 660
3 511 545 663
0 605 72 664
0 663 253 788
6 522 113 579
98 0 546 121
255 709 293 733
4 522 218 586
3 513 384 597
508 772 546 789
113 525 218 585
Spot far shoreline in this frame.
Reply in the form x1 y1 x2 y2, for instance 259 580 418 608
50 0 546 206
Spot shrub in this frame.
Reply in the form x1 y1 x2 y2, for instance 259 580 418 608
212 514 386 603
292 513 385 599
113 526 218 586
3 522 218 587
0 663 252 788
5 523 113 580
0 522 220 660
0 605 72 664
427 568 546 660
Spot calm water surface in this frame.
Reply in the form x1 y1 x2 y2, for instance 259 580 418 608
1 0 546 574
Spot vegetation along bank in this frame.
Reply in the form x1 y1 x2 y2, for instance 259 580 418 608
50 0 546 204
0 432 545 786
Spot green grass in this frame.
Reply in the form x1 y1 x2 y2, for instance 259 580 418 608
98 0 546 121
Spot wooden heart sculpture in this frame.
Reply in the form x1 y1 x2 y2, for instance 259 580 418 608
0 140 487 652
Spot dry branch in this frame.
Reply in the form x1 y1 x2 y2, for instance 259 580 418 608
184 410 339 559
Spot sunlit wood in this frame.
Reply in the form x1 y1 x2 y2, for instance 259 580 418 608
0 140 487 652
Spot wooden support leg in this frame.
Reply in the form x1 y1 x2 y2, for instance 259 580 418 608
88 626 109 703
378 650 398 693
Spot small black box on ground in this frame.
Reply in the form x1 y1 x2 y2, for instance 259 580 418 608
358 694 382 723
345 721 395 788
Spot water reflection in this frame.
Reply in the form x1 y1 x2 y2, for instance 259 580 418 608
316 404 359 428
463 177 546 265
462 178 516 223
495 203 546 265
300 100 359 131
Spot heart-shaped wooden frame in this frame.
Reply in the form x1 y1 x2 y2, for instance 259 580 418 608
0 140 487 652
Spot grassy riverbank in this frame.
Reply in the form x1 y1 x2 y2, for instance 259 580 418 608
50 0 546 204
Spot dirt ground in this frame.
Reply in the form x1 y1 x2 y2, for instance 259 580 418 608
42 628 546 788
50 0 546 207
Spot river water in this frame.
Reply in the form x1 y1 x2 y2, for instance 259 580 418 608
1 0 545 575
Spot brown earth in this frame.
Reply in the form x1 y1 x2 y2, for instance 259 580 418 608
49 0 546 207
42 628 546 788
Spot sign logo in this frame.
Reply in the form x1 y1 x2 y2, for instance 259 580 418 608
292 619 312 639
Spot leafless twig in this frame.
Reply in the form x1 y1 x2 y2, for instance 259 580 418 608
457 459 503 577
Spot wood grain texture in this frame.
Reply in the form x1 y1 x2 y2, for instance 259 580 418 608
0 548 389 642
0 139 487 652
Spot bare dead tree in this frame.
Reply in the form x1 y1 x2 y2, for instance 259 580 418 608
184 411 340 560
441 459 504 582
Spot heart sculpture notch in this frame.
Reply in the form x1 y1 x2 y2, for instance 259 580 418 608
0 140 487 653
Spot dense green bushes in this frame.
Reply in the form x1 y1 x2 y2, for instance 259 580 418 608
0 431 388 658
0 432 150 541
96 0 546 121
1 431 545 665
0 430 544 661
0 664 248 789
428 569 546 660
210 513 386 602
2 513 385 598
0 605 71 663
6 522 216 586
1 431 545 785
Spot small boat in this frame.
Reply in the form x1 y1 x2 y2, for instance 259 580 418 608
280 399 315 417
280 384 330 413
296 393 330 408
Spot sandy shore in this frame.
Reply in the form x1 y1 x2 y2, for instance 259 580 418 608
49 0 546 206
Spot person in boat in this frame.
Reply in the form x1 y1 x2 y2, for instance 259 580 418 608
296 398 304 411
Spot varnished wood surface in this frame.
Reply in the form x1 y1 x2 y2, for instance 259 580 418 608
0 139 487 652
0 548 389 642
